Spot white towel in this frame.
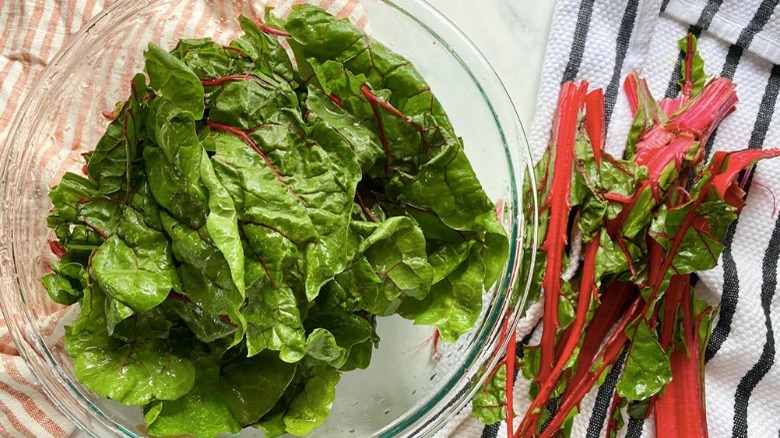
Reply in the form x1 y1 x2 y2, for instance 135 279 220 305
448 1 780 437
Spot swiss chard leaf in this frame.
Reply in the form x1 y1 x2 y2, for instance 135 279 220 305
144 355 242 438
65 287 195 406
347 217 434 315
171 38 232 80
222 352 297 425
90 208 177 315
166 297 237 343
48 172 98 224
200 153 245 295
230 15 301 88
472 363 507 424
144 42 204 119
207 130 316 250
282 363 341 436
109 303 174 343
86 73 147 196
624 74 665 158
178 263 246 346
616 319 672 400
428 240 473 285
340 333 377 371
399 243 485 342
207 76 298 130
305 85 383 173
594 229 638 280
230 15 298 86
144 101 208 228
649 199 737 274
304 305 373 368
161 212 246 345
47 174 123 252
304 328 346 365
284 5 455 135
42 254 87 305
242 281 306 362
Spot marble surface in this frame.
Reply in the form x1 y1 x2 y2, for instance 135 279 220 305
425 0 555 130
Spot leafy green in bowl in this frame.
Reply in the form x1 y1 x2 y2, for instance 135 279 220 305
41 5 508 437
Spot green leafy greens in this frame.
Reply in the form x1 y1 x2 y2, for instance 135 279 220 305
43 6 507 438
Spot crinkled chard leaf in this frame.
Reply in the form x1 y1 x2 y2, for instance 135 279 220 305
66 287 195 406
144 101 208 228
48 173 98 224
472 363 507 424
86 73 147 196
171 38 232 80
650 199 737 274
304 328 346 364
42 254 87 305
161 212 247 345
200 153 245 295
229 15 298 86
109 303 174 343
336 217 434 316
428 240 473 285
616 319 672 401
145 347 297 438
399 243 485 342
222 352 298 424
304 305 373 368
282 364 341 436
143 43 204 119
243 281 306 362
305 85 383 173
90 208 177 315
144 355 241 438
166 297 237 344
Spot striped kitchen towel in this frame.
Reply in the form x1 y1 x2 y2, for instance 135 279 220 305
445 0 780 437
0 2 364 437
0 3 115 437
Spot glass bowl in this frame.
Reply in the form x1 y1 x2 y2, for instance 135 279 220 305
0 0 537 437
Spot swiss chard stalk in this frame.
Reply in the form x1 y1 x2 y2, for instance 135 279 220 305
654 281 713 438
537 82 588 384
517 87 606 435
538 295 644 438
491 33 780 438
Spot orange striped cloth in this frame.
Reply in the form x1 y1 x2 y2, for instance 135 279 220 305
0 1 363 436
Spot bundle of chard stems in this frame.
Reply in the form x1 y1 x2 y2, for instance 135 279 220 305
472 34 780 438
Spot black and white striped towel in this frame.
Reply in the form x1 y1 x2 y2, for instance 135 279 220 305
441 0 780 437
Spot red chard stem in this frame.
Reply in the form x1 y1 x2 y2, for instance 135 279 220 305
537 81 587 385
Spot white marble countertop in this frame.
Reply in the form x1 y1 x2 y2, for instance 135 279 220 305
425 0 555 130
